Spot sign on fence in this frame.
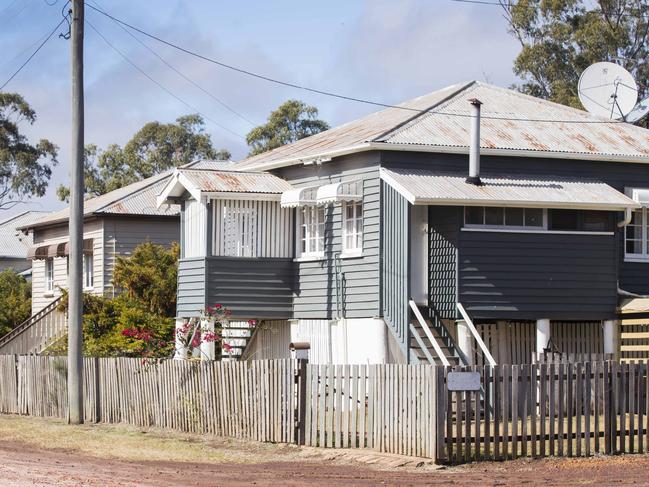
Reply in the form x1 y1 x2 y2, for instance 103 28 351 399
447 372 481 391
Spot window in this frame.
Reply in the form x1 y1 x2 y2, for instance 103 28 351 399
222 205 257 257
83 254 94 289
299 206 325 258
464 207 545 229
343 200 363 254
625 188 649 261
45 257 54 293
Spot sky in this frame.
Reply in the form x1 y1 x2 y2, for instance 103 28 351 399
0 0 521 216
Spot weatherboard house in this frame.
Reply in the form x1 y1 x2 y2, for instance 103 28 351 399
159 81 649 366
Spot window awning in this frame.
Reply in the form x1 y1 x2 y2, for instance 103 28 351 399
316 181 362 205
380 167 641 211
28 239 94 260
280 186 318 208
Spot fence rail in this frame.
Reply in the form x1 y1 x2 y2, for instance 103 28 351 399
2 356 649 465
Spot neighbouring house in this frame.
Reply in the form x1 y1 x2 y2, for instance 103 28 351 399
0 160 229 355
159 81 649 365
0 211 51 277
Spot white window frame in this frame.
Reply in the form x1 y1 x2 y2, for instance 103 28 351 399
222 205 258 257
342 200 363 257
463 207 548 230
45 257 54 294
624 188 649 262
83 253 94 290
297 206 325 260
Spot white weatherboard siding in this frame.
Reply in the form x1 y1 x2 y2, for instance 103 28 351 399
212 199 293 258
183 199 207 258
31 219 104 314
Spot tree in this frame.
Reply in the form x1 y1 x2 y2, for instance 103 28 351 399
0 93 58 209
0 269 31 336
246 100 329 156
501 0 649 114
57 114 230 201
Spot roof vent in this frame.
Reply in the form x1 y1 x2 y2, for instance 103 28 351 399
466 98 482 186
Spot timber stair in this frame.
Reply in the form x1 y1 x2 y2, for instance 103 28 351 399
221 320 259 361
408 303 464 366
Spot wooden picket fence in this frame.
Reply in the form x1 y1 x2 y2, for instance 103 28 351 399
4 355 649 465
438 361 649 464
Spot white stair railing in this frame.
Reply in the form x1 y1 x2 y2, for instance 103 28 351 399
409 300 450 366
456 302 497 367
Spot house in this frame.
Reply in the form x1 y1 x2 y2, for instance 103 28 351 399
0 161 229 355
0 211 50 277
157 80 649 366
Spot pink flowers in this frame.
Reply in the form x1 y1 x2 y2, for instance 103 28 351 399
122 327 153 342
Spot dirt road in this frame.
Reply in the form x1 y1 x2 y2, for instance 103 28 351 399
1 416 649 486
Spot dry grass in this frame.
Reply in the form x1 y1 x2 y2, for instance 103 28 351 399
0 414 303 464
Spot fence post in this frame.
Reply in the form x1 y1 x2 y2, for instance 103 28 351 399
294 358 308 445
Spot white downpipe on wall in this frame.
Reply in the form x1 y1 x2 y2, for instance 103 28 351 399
536 318 551 355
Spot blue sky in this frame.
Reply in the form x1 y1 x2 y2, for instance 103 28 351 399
1 0 520 215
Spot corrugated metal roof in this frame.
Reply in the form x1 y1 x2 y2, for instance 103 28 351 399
235 81 649 171
22 160 229 229
234 82 468 170
0 211 50 257
380 167 639 210
178 169 294 194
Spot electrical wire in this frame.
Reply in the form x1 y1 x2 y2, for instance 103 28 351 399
0 15 66 90
86 19 245 140
85 3 631 125
87 0 256 126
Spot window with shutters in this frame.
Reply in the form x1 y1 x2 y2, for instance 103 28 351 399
222 205 257 257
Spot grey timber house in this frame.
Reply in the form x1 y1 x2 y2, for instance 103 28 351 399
160 81 649 365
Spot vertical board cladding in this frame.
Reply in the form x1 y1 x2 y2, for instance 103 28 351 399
274 154 381 320
31 219 104 314
429 206 460 319
458 231 618 320
244 320 292 360
212 199 294 258
381 181 410 349
382 151 649 295
176 257 207 317
205 257 295 320
183 198 207 258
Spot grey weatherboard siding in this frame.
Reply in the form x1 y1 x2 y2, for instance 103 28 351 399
176 257 295 319
274 154 381 320
382 150 649 296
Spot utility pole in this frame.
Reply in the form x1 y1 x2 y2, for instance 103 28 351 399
68 0 84 425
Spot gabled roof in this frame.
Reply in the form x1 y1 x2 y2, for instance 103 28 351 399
235 81 649 171
0 211 50 257
157 168 293 206
380 167 639 211
21 160 232 231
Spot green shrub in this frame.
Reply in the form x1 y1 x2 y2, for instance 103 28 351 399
0 269 31 335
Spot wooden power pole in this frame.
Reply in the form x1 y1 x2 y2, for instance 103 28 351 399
68 0 84 424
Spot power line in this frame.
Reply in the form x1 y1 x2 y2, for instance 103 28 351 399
0 15 66 90
87 0 256 127
84 3 630 125
86 19 245 140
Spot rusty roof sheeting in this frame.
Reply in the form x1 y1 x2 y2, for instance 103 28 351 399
178 169 294 194
235 81 649 171
380 167 639 210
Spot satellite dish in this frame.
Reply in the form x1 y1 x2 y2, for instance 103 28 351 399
578 62 638 120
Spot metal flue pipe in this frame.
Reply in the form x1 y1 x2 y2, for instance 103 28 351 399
466 98 483 186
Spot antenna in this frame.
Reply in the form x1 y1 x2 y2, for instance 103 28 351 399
578 61 649 123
